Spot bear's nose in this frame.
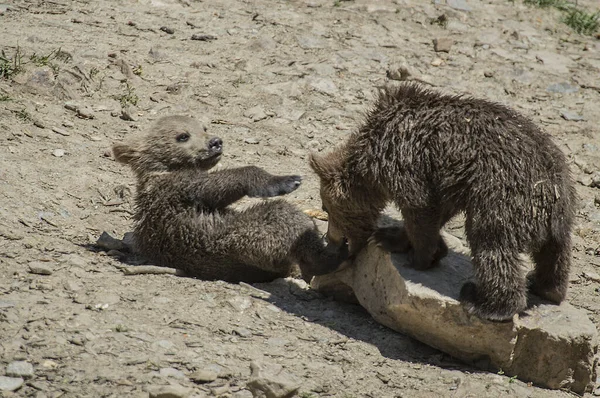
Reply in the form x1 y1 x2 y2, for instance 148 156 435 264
208 137 223 152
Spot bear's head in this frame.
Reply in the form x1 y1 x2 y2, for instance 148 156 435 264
113 115 223 175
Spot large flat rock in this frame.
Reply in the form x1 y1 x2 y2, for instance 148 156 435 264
312 233 598 394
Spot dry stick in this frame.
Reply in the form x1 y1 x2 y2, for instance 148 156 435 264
114 264 183 276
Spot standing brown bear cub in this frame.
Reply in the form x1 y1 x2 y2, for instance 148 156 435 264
113 115 347 283
311 83 576 321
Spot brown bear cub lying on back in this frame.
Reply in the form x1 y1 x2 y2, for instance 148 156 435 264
113 115 348 283
310 83 576 321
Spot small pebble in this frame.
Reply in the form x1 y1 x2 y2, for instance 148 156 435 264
547 82 579 94
212 384 230 396
159 367 186 380
6 361 34 378
0 376 24 392
68 335 86 346
121 107 136 121
243 106 269 122
431 58 444 67
147 384 191 398
190 369 218 384
28 262 53 275
233 327 252 338
64 102 79 112
246 361 300 398
0 300 15 309
433 37 453 53
227 296 252 312
191 34 217 41
560 110 585 121
52 149 65 157
160 26 175 34
578 175 593 187
582 271 600 283
76 107 95 119
52 126 70 136
484 71 494 78
244 137 260 145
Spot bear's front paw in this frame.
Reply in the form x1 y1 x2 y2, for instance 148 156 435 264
249 175 302 198
368 226 411 253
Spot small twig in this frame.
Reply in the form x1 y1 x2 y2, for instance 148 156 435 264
40 216 58 227
66 192 82 200
108 208 134 215
115 264 181 276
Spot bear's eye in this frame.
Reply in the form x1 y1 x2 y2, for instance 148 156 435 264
176 133 190 143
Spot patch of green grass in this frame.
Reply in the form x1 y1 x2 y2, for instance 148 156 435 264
522 0 599 35
30 48 71 65
132 65 143 76
89 67 100 79
30 48 70 77
563 8 600 35
333 0 352 6
1 47 71 80
14 108 32 122
116 82 139 107
232 75 246 88
431 14 449 28
0 47 23 79
524 0 563 7
0 92 11 101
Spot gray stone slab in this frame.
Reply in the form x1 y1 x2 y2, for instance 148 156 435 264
313 237 598 394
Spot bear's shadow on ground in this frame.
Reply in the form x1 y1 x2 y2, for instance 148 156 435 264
252 262 484 373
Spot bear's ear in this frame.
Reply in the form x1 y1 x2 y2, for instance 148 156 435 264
309 151 339 181
310 151 349 198
308 152 326 177
112 144 139 165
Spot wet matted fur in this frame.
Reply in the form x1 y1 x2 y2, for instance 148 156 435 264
113 115 347 283
310 83 576 321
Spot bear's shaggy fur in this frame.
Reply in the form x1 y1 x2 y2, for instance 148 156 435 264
310 83 576 321
113 115 347 283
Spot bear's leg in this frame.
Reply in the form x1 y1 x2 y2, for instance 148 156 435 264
218 199 346 281
400 208 448 270
459 243 528 321
290 229 349 283
528 235 571 304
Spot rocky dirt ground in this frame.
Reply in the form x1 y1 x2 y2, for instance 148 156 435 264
1 0 600 397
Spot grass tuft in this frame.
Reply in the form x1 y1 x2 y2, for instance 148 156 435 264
522 0 599 35
562 8 600 35
0 47 23 79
